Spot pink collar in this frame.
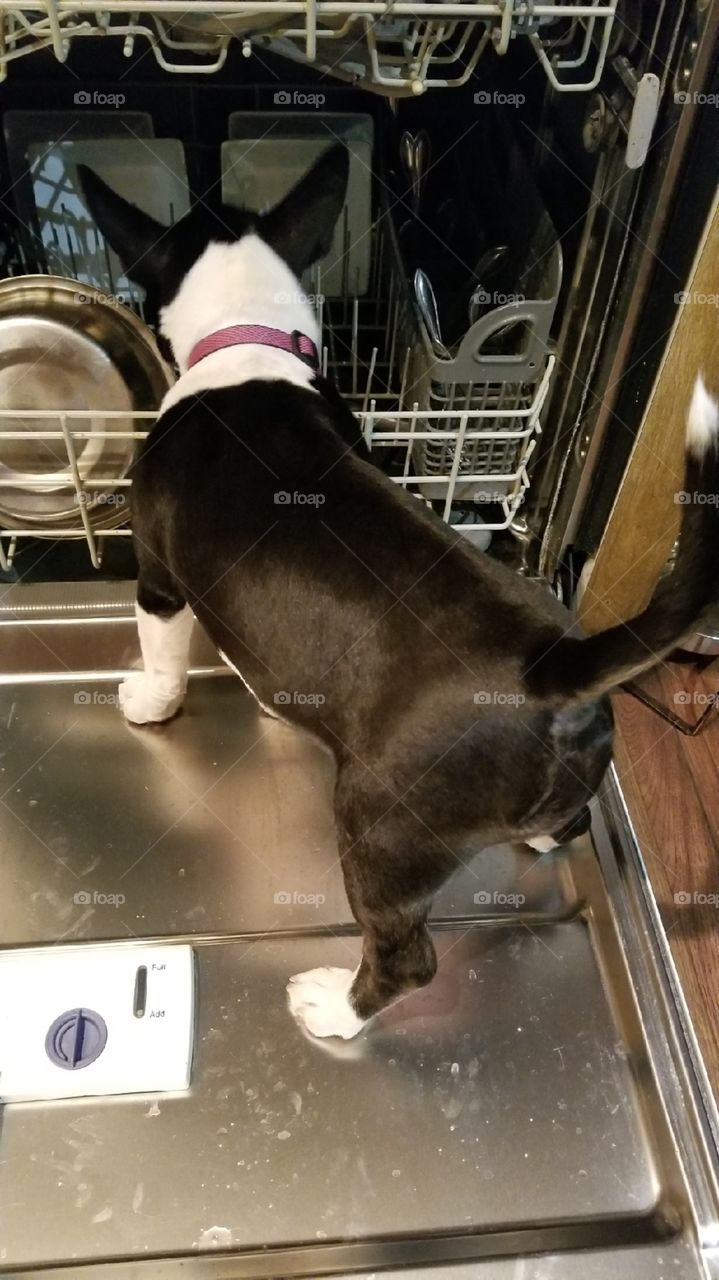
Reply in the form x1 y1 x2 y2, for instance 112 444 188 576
187 324 319 371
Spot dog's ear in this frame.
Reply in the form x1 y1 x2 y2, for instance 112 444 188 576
261 144 350 276
77 165 171 290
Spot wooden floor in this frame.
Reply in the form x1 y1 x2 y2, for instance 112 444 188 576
611 656 719 1100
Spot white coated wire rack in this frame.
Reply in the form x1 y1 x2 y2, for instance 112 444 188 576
0 2 618 92
0 216 555 572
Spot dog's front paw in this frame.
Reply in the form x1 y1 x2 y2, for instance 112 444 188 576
119 672 184 726
287 966 366 1040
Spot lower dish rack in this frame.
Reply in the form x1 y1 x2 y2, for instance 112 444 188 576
0 214 556 573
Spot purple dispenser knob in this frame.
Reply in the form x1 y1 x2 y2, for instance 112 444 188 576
45 1008 108 1070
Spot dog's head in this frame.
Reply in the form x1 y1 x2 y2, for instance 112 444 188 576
78 144 349 359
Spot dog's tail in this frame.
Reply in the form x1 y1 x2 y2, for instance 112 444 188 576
524 375 719 704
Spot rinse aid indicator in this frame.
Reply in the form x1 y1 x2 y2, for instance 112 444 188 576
0 944 195 1102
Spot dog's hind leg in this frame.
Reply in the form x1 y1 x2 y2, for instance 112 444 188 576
526 807 592 853
288 785 449 1039
120 553 194 726
551 804 592 843
287 866 437 1040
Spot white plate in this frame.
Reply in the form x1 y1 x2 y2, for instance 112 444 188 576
221 132 372 295
27 138 190 304
4 111 155 272
227 110 373 146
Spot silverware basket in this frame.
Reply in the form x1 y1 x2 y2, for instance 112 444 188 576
404 205 561 511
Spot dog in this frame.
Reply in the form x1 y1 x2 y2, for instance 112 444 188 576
80 146 719 1040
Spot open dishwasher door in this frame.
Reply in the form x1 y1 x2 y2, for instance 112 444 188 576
0 658 717 1278
0 0 718 1276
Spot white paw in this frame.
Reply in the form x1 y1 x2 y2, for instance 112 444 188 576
119 672 184 725
287 966 366 1040
526 834 559 853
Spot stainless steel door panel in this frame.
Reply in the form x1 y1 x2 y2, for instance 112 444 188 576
0 679 577 945
0 923 658 1270
0 675 716 1279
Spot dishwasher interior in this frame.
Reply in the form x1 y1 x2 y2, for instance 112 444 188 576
1 2 719 1277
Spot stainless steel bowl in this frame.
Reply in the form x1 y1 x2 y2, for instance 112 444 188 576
171 4 287 39
0 276 173 533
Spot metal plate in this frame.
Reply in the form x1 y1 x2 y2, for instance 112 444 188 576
171 5 286 38
0 276 172 531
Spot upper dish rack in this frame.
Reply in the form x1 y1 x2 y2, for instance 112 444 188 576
0 2 618 92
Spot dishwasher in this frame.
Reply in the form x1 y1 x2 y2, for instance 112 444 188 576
0 2 718 1277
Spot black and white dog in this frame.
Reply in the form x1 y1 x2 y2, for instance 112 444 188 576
80 146 719 1040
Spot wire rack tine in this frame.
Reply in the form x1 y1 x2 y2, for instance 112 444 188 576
58 412 101 569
